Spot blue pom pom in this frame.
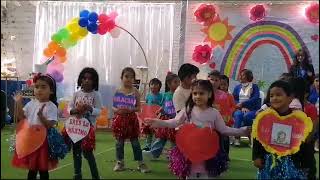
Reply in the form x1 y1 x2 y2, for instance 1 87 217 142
257 154 307 179
80 10 90 18
47 128 69 160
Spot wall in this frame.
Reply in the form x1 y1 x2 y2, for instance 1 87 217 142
1 1 37 80
184 1 319 92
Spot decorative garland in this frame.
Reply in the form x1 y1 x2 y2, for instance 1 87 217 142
39 9 148 84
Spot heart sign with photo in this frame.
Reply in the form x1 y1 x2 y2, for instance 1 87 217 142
175 123 220 163
252 108 313 157
65 116 90 143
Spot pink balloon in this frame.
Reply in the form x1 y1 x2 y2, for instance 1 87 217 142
108 11 118 20
110 27 120 38
105 19 116 32
98 23 108 35
47 60 64 73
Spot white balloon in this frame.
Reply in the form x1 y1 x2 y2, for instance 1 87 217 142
110 27 121 38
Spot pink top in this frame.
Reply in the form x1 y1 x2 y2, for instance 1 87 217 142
158 106 247 174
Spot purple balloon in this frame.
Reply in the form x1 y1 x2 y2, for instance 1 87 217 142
47 61 64 72
48 70 64 83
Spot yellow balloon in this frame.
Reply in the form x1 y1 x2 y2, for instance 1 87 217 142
70 17 79 24
70 33 80 42
66 22 80 34
77 27 88 38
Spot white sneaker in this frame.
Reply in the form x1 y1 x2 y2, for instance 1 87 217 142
229 136 234 145
234 139 240 146
142 150 158 160
315 140 319 152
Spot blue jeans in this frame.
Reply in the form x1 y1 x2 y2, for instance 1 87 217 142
73 141 99 179
116 138 143 161
233 110 256 128
150 138 175 158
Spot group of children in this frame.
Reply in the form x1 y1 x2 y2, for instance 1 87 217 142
10 62 318 179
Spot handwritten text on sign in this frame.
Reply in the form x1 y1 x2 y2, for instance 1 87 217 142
65 116 90 143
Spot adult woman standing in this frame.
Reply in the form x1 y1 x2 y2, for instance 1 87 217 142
289 49 315 87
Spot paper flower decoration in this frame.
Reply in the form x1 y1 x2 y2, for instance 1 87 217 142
192 45 212 64
194 4 217 25
250 5 266 21
305 3 319 24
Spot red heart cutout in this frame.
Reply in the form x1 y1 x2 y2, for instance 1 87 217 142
15 119 47 158
253 109 313 156
311 34 319 41
176 123 219 163
137 104 161 121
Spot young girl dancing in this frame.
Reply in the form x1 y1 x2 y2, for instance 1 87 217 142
145 80 250 179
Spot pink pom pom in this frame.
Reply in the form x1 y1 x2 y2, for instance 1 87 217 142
168 146 191 179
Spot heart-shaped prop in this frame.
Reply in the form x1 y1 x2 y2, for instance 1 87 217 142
252 108 313 157
16 119 47 158
65 116 90 143
175 123 219 163
137 104 161 121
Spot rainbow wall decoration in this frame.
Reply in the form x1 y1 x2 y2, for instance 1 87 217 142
220 21 311 80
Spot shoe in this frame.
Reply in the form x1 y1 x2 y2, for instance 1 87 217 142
315 140 319 152
142 150 158 160
229 136 234 145
113 161 125 171
142 147 150 151
234 139 240 146
138 162 151 173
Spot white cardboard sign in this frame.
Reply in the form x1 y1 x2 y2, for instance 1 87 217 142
65 116 90 143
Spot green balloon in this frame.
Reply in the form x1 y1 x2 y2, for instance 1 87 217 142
61 39 72 49
58 28 70 40
51 33 63 43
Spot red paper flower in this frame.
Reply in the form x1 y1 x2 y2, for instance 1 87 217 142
250 5 266 21
209 62 216 69
194 4 217 25
305 3 319 24
192 45 212 64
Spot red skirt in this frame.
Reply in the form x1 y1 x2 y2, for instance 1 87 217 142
112 113 140 140
61 125 96 152
12 138 58 171
140 124 154 135
155 115 176 142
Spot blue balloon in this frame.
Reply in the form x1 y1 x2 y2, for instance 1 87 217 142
88 12 98 22
78 17 89 27
87 22 98 33
79 9 90 18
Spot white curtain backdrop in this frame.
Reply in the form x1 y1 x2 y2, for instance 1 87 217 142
33 1 180 111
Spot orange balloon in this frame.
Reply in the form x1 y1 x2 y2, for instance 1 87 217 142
55 47 66 57
48 41 60 51
43 48 55 57
58 56 67 63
